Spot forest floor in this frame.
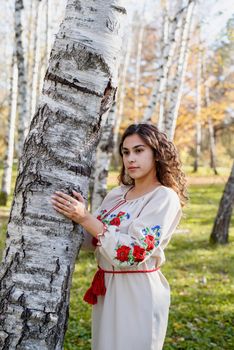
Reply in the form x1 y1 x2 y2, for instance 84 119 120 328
0 166 233 349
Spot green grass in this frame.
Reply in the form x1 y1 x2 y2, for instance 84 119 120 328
0 167 233 349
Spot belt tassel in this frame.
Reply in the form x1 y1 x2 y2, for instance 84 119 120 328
83 268 106 305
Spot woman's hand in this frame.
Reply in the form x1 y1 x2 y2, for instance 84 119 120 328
51 190 88 224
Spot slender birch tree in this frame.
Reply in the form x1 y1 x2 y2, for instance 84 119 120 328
134 20 145 122
91 103 117 212
193 44 202 172
28 0 43 119
15 0 28 156
113 31 132 167
210 162 234 244
164 0 196 140
0 52 18 206
0 1 126 348
203 53 218 174
143 1 186 124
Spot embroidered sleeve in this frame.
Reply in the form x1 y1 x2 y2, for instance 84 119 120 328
98 188 182 268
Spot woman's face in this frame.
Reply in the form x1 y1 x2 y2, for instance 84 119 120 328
122 134 156 182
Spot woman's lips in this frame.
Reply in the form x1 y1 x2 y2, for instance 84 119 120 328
128 167 139 171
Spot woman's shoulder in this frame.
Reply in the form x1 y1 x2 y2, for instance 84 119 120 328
151 185 181 207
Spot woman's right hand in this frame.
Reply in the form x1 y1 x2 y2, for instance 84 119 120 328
51 190 88 223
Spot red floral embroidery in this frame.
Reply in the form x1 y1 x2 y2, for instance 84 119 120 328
116 245 131 262
133 246 146 262
117 211 125 217
144 235 155 251
109 217 121 226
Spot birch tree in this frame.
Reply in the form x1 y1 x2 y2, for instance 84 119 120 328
15 0 28 156
164 0 196 140
28 0 43 119
143 0 192 128
134 19 145 122
203 53 218 175
91 103 117 212
113 31 132 167
0 52 18 206
193 44 202 172
210 162 234 244
0 1 126 348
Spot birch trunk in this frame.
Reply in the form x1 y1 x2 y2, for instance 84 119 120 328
45 0 50 63
203 54 218 175
26 0 33 94
29 0 43 120
113 33 132 168
193 45 202 172
0 53 18 206
164 0 196 140
0 1 126 348
91 103 117 212
143 1 184 124
134 23 144 122
15 0 28 156
208 117 218 174
36 0 51 111
210 162 234 244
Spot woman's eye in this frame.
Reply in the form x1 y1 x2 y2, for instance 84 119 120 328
122 151 129 155
136 149 143 153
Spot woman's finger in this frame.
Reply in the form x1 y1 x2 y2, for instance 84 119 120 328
52 200 70 213
52 194 74 206
72 190 85 203
55 191 74 203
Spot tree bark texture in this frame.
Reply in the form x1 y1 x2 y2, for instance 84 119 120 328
210 162 234 244
15 0 29 156
0 1 126 349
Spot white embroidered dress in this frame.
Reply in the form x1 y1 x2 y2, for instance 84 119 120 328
82 184 182 350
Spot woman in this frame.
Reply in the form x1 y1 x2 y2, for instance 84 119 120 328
51 123 187 350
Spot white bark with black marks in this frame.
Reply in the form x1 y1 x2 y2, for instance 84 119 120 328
29 0 43 120
15 0 28 156
0 1 126 348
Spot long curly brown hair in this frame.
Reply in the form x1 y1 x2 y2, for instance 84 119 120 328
117 123 188 207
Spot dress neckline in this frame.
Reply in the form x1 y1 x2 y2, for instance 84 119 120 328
123 184 164 202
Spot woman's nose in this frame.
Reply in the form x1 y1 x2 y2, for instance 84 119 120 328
127 153 136 163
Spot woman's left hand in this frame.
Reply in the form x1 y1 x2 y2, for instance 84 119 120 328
51 190 88 223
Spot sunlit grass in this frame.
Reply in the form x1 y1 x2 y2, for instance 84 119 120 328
0 165 233 349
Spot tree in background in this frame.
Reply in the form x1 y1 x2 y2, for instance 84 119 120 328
15 0 28 156
0 52 18 205
210 162 234 244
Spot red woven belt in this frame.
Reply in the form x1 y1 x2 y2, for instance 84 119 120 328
83 265 160 305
